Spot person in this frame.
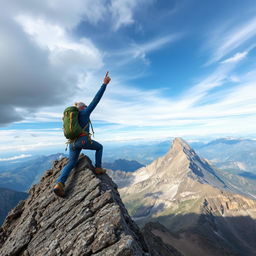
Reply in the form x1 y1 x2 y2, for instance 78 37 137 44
53 72 111 197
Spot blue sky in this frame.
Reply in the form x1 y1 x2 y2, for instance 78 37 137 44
0 0 256 159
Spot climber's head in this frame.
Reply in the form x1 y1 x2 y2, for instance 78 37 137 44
74 102 87 111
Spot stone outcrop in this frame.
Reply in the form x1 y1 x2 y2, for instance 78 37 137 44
0 154 149 256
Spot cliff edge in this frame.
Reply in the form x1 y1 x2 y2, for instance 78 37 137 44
0 154 149 256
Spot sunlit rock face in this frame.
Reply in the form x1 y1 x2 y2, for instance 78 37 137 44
117 138 256 256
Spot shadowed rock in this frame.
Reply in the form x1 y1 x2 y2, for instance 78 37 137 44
142 222 184 256
0 154 149 256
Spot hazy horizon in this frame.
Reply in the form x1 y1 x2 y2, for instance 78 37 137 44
0 135 256 161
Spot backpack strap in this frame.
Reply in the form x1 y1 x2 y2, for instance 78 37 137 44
89 120 95 137
82 122 90 131
82 120 94 137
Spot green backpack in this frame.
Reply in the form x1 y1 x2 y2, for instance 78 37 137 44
62 106 86 140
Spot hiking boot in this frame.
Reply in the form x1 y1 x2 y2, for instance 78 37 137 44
53 182 65 197
95 167 107 174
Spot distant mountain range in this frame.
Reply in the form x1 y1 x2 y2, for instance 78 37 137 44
0 187 28 226
193 138 256 178
0 136 255 194
0 154 144 193
103 140 172 164
103 159 144 172
109 138 256 256
104 138 256 179
0 153 65 192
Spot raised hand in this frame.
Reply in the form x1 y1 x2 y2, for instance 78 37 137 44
103 71 111 85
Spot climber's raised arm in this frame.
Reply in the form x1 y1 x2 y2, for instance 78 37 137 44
85 72 111 114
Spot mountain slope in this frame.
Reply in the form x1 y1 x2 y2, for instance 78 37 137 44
0 188 28 226
120 138 229 218
0 155 149 256
118 138 256 256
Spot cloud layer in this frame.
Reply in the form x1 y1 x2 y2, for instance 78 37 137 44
0 0 157 125
1 0 256 157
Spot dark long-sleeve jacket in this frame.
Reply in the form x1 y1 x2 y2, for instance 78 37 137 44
78 84 107 133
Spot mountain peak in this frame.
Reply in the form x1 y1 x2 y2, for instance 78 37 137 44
168 138 227 187
125 138 227 199
172 137 192 152
0 155 149 256
165 137 195 160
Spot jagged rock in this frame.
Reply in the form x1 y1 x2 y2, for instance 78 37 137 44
0 154 149 256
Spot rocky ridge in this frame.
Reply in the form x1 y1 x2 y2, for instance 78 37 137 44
0 154 149 256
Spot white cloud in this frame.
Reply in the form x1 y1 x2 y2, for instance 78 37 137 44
1 75 256 153
16 15 104 71
4 0 153 31
179 63 236 108
0 129 65 154
221 51 248 64
0 0 160 125
0 154 32 161
229 75 240 83
11 60 256 131
110 0 137 30
0 16 76 122
2 0 108 29
109 34 179 65
0 1 107 125
89 68 256 134
4 53 255 148
206 17 256 64
110 0 154 31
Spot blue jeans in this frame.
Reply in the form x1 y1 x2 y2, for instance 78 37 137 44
57 136 103 184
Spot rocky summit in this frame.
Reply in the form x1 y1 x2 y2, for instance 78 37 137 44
0 154 149 256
